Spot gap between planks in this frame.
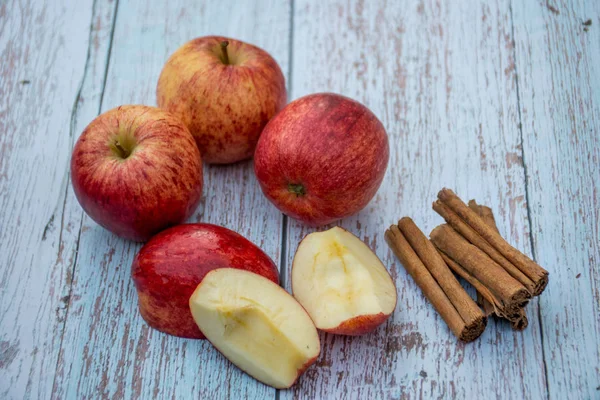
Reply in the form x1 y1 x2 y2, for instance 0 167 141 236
50 0 121 396
508 1 550 396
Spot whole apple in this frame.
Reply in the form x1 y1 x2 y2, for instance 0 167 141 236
157 36 286 164
254 93 389 226
131 223 279 339
70 105 203 242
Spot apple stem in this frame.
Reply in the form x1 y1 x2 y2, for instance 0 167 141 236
114 140 130 159
220 40 230 65
288 183 306 197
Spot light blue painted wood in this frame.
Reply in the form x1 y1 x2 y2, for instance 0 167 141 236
0 0 103 398
282 0 547 398
51 1 290 399
513 1 600 398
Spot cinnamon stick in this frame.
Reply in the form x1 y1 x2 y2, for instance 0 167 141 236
476 291 495 317
468 200 498 232
397 218 485 327
440 252 503 315
385 219 486 342
430 224 530 315
433 200 536 295
437 188 548 295
469 200 529 331
471 200 502 318
509 309 529 331
440 251 526 321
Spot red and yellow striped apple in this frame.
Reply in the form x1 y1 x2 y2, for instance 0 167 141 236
157 36 286 164
70 105 203 242
254 93 389 226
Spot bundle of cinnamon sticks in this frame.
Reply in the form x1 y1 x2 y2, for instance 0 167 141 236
385 188 548 342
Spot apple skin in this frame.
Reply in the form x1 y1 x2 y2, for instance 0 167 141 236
321 313 390 336
157 36 286 164
131 223 279 339
70 105 203 242
254 93 389 226
290 356 319 388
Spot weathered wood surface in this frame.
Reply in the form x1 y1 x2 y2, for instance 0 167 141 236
283 1 547 398
512 1 600 399
0 1 105 398
51 1 290 399
0 0 598 399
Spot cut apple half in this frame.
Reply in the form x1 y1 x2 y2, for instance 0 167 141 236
292 227 397 335
189 268 320 389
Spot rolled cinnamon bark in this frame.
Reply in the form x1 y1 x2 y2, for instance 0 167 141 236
440 252 502 315
440 252 526 319
437 188 548 295
433 200 536 294
397 218 484 327
385 220 486 342
430 224 530 315
469 201 529 331
510 309 528 331
476 291 496 317
468 200 498 232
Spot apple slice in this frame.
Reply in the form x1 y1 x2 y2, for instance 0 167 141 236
292 227 397 335
189 268 320 389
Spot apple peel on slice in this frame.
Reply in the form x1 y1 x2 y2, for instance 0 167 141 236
189 268 320 389
292 227 397 335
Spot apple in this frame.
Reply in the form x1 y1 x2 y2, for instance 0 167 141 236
291 227 397 335
70 105 203 242
254 93 389 226
189 268 320 389
157 36 286 164
131 223 279 339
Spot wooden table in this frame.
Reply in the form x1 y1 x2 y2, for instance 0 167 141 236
1 1 598 399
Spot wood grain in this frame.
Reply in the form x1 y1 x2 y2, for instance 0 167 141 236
512 1 600 398
0 1 111 398
51 1 290 399
282 0 547 398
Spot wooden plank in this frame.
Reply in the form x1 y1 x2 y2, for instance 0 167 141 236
0 0 115 398
512 1 600 398
282 0 547 398
52 1 291 398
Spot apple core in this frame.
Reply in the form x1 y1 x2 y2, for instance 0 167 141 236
292 227 397 335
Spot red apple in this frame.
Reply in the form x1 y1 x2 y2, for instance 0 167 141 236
157 36 286 164
131 223 279 339
70 105 203 242
254 93 389 226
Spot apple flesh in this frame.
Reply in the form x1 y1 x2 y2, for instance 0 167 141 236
70 105 203 242
157 36 286 164
292 227 397 335
189 268 320 389
131 224 279 339
254 93 389 226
